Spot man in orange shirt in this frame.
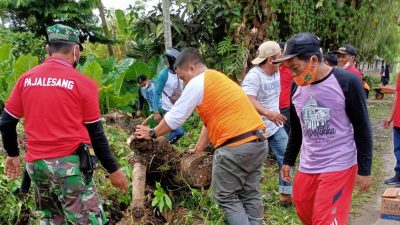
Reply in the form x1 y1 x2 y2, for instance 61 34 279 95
135 48 268 225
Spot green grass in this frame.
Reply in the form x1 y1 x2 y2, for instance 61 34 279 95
261 162 301 225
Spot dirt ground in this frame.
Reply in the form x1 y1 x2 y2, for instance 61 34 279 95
350 99 399 225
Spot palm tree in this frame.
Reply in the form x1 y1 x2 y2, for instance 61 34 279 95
162 0 172 49
98 0 114 56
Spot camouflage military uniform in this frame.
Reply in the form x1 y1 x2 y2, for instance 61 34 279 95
26 155 107 225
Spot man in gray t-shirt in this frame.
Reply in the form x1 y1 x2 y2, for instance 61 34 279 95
241 41 292 205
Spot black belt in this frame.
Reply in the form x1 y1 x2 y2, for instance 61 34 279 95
219 129 266 147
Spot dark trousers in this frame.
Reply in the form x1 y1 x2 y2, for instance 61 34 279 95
394 127 400 173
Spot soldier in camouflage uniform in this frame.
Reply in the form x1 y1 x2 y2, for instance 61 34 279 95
0 24 128 224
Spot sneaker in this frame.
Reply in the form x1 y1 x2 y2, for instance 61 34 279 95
384 174 400 185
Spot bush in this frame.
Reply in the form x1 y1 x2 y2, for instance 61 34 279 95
0 154 37 225
0 28 46 61
364 75 381 88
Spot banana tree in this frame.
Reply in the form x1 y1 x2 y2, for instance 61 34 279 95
81 54 163 114
0 43 38 109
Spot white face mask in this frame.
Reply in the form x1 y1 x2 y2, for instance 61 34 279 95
342 61 350 69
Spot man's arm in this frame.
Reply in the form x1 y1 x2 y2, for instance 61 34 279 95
384 91 397 128
192 125 210 153
152 68 169 112
85 121 119 173
343 75 373 176
241 71 286 125
283 100 302 166
281 97 302 182
85 121 128 191
0 110 22 180
247 95 286 125
0 110 20 157
136 73 204 140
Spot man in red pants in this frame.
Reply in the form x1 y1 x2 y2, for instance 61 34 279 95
275 33 373 225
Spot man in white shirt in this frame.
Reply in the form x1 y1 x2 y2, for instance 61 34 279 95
241 41 292 205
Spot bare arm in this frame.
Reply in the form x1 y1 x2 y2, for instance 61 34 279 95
384 91 397 128
154 119 173 137
192 125 210 153
134 118 173 140
247 95 286 125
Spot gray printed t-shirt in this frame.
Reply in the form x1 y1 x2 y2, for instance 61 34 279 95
241 66 280 136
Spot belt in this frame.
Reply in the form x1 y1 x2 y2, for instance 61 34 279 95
219 129 266 147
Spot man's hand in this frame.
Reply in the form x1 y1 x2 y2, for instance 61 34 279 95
109 169 129 192
384 116 393 129
265 111 287 126
135 110 142 118
281 165 292 182
4 156 22 180
356 175 371 192
134 125 151 140
153 112 162 123
188 148 203 154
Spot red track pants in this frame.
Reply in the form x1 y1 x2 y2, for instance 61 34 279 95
293 165 357 225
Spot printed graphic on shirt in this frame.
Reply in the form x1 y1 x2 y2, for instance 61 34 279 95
140 84 158 111
24 77 74 90
302 97 336 140
263 80 280 93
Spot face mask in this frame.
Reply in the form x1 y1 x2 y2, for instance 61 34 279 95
73 46 79 68
342 61 350 69
293 58 318 86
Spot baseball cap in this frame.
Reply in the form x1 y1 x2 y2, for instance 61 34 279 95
323 52 338 66
278 42 286 50
47 24 83 51
251 41 281 65
332 44 357 56
272 33 321 64
166 48 181 60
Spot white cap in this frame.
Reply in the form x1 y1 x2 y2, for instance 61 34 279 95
252 41 281 65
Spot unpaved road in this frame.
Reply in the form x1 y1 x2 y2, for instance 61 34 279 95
350 99 399 225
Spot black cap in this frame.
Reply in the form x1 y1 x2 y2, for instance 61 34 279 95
278 41 286 50
323 52 338 66
332 44 357 56
273 33 321 64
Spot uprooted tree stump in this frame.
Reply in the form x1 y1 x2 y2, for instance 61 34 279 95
124 129 213 223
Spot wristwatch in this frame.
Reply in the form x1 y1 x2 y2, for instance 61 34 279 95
149 128 157 139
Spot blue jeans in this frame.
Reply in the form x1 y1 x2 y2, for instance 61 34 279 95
394 127 400 172
267 127 292 194
167 126 184 144
161 109 185 144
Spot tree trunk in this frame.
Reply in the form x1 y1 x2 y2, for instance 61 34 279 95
98 0 114 56
162 0 172 49
128 135 212 187
131 163 147 219
126 135 212 220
